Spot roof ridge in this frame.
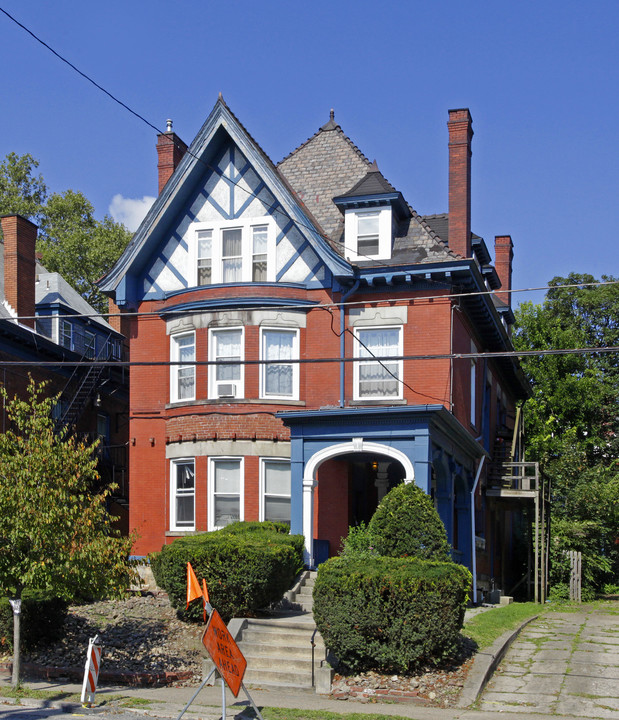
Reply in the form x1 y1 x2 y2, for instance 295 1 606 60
410 208 457 257
278 113 372 168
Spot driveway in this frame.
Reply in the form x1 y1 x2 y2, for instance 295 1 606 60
479 602 619 718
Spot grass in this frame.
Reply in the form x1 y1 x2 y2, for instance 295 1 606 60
462 602 543 650
259 710 411 720
0 685 153 709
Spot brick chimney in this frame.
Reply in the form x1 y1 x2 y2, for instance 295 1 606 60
448 109 473 258
494 235 514 307
156 119 187 194
0 214 37 328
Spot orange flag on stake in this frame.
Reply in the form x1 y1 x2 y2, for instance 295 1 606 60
186 562 202 609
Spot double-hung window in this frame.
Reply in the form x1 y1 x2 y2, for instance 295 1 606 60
354 326 402 400
209 328 243 399
209 458 243 530
59 319 73 350
260 328 299 400
171 459 195 530
84 330 96 359
171 332 196 402
261 459 291 524
344 207 392 261
194 219 275 285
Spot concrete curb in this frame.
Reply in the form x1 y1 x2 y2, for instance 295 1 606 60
456 614 538 708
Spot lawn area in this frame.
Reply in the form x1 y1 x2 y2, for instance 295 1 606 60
462 602 543 650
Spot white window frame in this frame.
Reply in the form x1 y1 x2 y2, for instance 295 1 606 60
84 329 96 359
208 457 244 530
260 458 291 525
170 458 196 531
170 331 196 403
192 218 276 286
208 327 244 399
344 206 392 261
59 318 73 350
260 327 299 400
353 325 403 401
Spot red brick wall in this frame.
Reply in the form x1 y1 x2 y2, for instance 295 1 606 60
0 215 36 328
315 458 350 557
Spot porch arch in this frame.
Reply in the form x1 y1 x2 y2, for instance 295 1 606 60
302 438 415 566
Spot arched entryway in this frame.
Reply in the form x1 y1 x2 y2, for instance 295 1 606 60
302 439 415 566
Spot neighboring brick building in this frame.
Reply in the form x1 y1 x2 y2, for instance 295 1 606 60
0 214 129 530
101 99 533 598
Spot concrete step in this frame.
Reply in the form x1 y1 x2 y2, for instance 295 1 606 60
241 627 323 648
243 667 314 688
238 642 323 660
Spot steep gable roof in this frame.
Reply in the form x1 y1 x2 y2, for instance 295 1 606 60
100 99 353 303
278 112 455 266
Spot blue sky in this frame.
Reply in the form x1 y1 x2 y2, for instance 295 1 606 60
1 0 617 306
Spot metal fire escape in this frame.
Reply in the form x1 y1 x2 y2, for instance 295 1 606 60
486 406 549 603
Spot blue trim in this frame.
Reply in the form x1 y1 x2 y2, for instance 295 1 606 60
302 255 325 284
202 190 231 220
229 146 235 216
235 180 265 218
277 239 310 280
159 294 318 316
142 273 165 298
276 219 294 243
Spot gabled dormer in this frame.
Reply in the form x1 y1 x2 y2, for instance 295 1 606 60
333 161 410 262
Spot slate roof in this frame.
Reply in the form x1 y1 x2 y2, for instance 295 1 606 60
278 113 455 267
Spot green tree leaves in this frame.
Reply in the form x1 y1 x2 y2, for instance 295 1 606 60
514 275 619 593
0 153 132 313
0 379 133 601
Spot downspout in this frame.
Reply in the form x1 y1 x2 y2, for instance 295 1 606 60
471 455 485 604
340 279 360 407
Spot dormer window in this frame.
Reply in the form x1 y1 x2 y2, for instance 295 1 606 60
193 218 275 286
344 206 392 261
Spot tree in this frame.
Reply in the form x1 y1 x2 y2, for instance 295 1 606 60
514 273 619 595
37 190 132 313
0 380 134 685
0 153 132 314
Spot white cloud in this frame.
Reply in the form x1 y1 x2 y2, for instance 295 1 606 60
109 194 156 232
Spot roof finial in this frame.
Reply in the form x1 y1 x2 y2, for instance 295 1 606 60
330 108 334 121
166 119 173 132
218 92 223 101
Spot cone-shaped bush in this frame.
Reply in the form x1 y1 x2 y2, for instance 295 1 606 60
368 481 450 560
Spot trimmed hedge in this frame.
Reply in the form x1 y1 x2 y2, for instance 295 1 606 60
151 522 304 623
368 481 450 561
0 594 68 652
313 556 471 673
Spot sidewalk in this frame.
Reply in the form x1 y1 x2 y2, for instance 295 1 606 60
1 602 617 719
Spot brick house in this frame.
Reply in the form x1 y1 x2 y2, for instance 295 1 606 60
101 99 534 598
0 214 129 529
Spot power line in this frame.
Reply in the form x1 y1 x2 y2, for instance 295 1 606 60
10 279 619 324
2 345 619 369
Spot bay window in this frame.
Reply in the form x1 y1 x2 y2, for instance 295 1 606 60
354 326 402 400
260 328 299 399
170 459 195 530
209 458 243 530
209 328 244 398
170 332 195 402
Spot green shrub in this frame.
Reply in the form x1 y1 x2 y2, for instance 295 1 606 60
0 594 67 652
339 522 380 559
368 481 450 561
151 522 304 623
313 556 471 674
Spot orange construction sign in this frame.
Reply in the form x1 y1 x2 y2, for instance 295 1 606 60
202 610 247 697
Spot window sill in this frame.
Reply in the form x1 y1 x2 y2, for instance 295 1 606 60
166 398 306 409
349 398 407 406
166 530 203 536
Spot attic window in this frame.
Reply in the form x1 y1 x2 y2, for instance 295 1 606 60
193 218 275 286
344 207 392 261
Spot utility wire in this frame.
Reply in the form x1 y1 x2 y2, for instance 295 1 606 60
2 345 619 368
0 5 446 269
11 279 619 324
